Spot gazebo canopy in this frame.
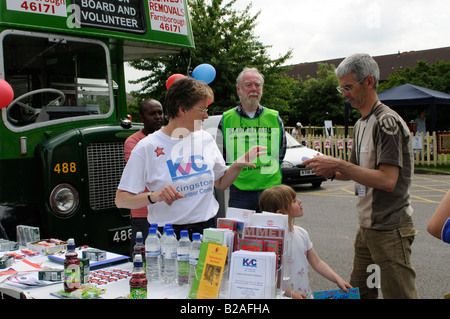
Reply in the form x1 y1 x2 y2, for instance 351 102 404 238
378 83 450 106
345 84 450 133
378 84 450 132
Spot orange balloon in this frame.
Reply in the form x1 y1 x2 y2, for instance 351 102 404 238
0 79 14 109
166 74 185 90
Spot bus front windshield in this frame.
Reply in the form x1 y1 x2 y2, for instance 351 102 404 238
1 31 114 130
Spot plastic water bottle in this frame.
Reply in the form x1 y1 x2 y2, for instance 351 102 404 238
145 227 161 283
177 230 191 286
188 233 202 287
162 228 178 285
133 231 146 267
160 225 172 279
129 254 147 299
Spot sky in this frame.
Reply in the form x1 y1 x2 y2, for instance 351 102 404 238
124 0 450 92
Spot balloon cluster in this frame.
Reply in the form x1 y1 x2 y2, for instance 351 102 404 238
0 79 14 109
165 63 216 90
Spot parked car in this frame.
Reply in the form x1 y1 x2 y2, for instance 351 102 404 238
281 133 327 187
202 115 326 188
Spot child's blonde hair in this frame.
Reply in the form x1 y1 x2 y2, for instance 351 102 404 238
259 184 298 231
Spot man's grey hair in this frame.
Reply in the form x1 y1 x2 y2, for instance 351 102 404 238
236 67 265 87
335 53 380 89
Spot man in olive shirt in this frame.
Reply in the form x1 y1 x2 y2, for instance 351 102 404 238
304 54 418 299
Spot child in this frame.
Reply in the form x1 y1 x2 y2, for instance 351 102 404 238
259 184 352 299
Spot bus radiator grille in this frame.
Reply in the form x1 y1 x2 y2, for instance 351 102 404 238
87 142 126 210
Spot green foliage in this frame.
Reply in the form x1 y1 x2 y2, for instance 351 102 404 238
292 63 351 126
127 2 450 129
378 60 450 93
262 71 303 125
127 101 139 123
128 0 292 115
127 0 351 127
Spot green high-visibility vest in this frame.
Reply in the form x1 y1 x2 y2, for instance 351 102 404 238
222 107 282 190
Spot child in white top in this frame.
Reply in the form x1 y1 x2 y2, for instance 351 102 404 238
259 184 352 299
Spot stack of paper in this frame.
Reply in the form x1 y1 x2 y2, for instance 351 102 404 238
227 250 277 299
217 218 244 252
252 211 289 229
243 226 285 273
226 207 255 226
203 228 235 259
245 211 292 294
202 227 236 298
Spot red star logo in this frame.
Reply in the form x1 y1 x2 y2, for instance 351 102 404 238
155 147 165 157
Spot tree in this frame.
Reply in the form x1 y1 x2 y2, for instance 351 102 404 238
127 0 293 116
295 63 350 127
378 60 450 93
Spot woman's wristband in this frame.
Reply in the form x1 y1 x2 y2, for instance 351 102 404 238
147 192 156 204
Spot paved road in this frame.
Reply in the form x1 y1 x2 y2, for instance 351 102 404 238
291 173 450 299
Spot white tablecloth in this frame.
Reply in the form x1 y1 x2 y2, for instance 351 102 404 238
0 254 190 299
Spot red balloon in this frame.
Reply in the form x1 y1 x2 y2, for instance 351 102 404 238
166 74 185 90
0 79 13 109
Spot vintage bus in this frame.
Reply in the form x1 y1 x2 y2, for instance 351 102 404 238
0 0 194 255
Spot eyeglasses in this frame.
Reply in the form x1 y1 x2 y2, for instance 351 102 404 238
336 77 366 94
192 107 208 114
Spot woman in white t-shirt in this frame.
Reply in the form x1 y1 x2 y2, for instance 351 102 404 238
115 77 266 237
259 184 351 299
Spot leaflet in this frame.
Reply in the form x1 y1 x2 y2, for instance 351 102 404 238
227 250 276 299
188 242 228 299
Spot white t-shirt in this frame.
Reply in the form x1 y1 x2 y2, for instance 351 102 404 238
118 129 228 226
289 225 313 299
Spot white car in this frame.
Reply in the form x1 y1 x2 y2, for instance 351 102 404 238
281 133 326 187
202 115 326 188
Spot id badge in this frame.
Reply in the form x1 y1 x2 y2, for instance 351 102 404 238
355 183 367 197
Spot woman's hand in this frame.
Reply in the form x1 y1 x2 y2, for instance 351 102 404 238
234 145 268 168
115 185 184 209
214 146 267 190
152 185 184 206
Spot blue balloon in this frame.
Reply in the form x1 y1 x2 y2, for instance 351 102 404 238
191 64 216 84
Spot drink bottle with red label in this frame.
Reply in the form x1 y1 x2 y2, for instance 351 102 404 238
64 238 81 293
130 254 147 299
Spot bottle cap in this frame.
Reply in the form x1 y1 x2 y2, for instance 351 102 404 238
134 254 143 267
180 230 188 237
192 233 201 241
136 231 143 242
67 238 75 250
149 227 157 235
166 228 174 236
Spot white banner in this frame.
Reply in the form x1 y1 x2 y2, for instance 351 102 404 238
7 0 68 17
148 0 188 35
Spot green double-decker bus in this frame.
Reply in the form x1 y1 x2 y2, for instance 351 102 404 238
0 0 194 255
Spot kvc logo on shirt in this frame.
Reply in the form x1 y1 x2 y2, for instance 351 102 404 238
166 155 211 181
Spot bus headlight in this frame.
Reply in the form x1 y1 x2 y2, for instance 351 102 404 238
49 184 79 217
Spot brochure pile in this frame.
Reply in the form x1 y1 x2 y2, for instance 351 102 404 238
227 250 277 299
